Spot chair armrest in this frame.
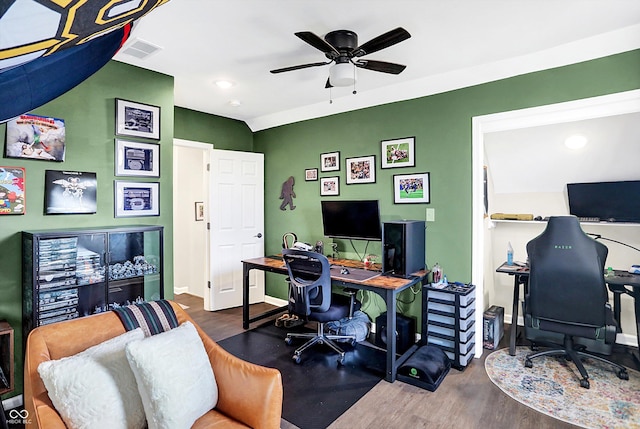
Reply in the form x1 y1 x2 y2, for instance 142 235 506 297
198 332 283 429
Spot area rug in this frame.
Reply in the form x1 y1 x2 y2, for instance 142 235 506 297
218 322 385 429
485 347 640 429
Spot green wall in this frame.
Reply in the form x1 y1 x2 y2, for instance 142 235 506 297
0 61 175 398
174 107 253 151
254 49 640 321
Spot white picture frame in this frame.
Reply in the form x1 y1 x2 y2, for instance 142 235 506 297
346 155 376 184
115 98 161 140
114 180 160 217
115 139 160 177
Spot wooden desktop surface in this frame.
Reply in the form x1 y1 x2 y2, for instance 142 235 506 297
243 255 428 290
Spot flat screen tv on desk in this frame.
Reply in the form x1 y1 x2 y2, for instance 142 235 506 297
567 180 640 223
321 200 382 240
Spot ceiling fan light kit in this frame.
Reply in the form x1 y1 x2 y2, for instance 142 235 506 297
329 62 355 87
271 27 410 90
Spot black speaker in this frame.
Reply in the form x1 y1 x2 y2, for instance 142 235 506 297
382 220 425 277
375 312 416 354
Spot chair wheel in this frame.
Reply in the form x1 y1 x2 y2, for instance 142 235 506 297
580 379 590 389
349 338 356 347
292 354 301 364
524 359 533 368
337 355 345 366
618 369 629 380
285 337 293 345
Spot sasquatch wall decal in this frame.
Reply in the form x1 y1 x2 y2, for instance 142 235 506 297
279 176 296 211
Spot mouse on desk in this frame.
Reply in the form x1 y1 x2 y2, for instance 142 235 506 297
340 267 350 275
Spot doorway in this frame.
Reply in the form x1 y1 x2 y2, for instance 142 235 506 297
471 89 640 357
173 139 212 299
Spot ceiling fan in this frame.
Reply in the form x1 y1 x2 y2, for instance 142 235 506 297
270 27 411 89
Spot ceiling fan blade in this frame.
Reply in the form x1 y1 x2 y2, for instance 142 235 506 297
352 27 411 57
355 59 406 74
270 61 331 74
325 77 332 89
295 31 339 58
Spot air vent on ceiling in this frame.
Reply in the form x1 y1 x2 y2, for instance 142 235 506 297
120 38 162 59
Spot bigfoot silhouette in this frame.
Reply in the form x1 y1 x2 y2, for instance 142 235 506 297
279 176 296 211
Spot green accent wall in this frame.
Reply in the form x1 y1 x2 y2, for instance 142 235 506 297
174 107 253 151
0 61 174 398
254 49 640 321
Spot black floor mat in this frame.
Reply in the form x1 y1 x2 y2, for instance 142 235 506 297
218 322 385 429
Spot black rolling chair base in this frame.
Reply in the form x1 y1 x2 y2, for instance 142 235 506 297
286 321 355 365
525 337 629 389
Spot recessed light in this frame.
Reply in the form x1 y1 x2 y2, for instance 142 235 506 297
229 100 241 107
564 135 587 149
215 80 234 89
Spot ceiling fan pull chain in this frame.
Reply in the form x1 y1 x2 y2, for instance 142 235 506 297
329 87 333 104
352 66 357 95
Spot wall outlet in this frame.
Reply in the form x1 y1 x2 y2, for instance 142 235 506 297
426 208 435 222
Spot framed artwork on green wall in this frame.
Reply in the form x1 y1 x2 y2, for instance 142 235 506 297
320 177 339 196
381 136 415 169
305 168 318 181
115 98 160 140
114 180 159 217
115 139 160 177
346 155 375 184
393 172 430 204
321 151 340 172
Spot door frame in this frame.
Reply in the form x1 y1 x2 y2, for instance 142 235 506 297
173 138 213 308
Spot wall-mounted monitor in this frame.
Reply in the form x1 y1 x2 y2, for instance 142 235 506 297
321 200 382 241
567 180 640 223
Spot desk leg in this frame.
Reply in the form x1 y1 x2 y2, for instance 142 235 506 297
242 263 250 330
385 290 397 382
634 287 640 367
509 276 520 356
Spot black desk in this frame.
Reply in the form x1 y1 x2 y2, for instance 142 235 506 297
242 256 428 382
496 263 640 361
495 262 529 355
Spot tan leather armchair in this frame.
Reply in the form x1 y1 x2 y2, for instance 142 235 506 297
24 301 283 429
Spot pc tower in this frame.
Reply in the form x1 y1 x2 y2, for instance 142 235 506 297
382 220 425 277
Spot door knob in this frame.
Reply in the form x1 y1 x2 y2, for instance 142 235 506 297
254 233 263 238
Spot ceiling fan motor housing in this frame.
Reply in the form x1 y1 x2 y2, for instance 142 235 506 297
325 30 358 56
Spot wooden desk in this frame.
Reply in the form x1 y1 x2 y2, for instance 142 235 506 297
242 256 428 382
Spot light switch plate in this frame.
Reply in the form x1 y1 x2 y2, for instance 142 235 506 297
426 208 435 222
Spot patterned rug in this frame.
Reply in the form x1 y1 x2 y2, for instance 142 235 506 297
485 347 640 429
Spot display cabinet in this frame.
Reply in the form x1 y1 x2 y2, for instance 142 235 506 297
23 225 163 340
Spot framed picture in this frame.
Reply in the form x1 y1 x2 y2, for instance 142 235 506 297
45 170 97 214
4 113 66 161
346 155 376 184
114 180 159 217
305 168 318 181
115 139 160 177
115 98 161 140
195 201 205 221
381 136 415 169
0 166 25 215
320 151 340 172
320 177 340 196
393 172 430 204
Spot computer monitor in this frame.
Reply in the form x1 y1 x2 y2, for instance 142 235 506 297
320 200 382 241
567 180 640 222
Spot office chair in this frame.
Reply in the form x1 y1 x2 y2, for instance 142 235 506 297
523 216 629 388
282 248 360 365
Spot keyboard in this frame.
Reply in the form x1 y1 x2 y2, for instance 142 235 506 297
578 217 600 222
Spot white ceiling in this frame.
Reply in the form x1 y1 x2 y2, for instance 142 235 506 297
485 112 640 194
113 0 640 131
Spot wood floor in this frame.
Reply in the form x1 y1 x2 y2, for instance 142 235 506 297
174 293 637 429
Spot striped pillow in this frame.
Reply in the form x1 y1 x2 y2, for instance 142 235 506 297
113 300 178 336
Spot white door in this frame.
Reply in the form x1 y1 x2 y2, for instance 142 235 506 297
208 149 265 310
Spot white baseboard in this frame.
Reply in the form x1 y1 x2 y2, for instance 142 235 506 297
264 295 287 307
173 286 189 295
2 394 23 411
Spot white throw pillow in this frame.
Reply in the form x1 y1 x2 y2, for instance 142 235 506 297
37 328 146 429
125 321 218 429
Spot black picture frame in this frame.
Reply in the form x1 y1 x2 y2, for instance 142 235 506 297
393 172 431 204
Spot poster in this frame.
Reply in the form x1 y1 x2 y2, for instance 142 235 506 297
45 170 97 214
0 167 25 215
4 114 66 161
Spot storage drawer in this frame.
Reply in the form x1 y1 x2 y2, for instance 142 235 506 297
427 312 474 330
428 299 475 318
427 324 475 342
428 336 475 354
